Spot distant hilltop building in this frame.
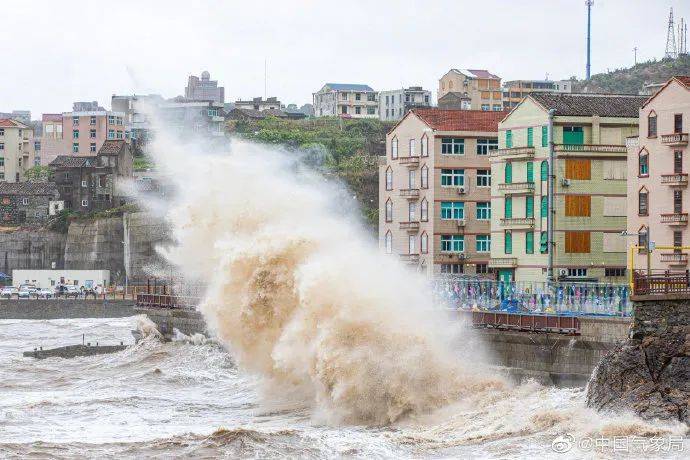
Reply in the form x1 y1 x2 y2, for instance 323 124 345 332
235 97 281 112
313 83 378 118
0 110 31 123
438 69 502 111
185 70 225 104
502 79 573 110
378 87 432 121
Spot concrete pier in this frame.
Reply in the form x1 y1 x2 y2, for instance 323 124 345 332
23 344 128 359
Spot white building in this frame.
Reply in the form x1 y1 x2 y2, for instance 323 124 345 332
235 97 282 111
313 83 378 118
379 87 432 121
12 269 110 289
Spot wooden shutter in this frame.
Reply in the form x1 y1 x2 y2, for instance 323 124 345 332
565 231 591 253
565 159 591 180
565 195 591 216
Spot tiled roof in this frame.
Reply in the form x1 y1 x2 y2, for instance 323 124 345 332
0 182 58 196
42 113 63 122
673 76 690 89
324 83 374 92
452 69 500 79
98 140 126 155
438 92 471 101
411 108 506 132
0 118 28 128
49 155 93 168
529 93 647 117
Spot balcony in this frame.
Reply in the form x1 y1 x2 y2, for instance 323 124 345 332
660 252 688 266
399 221 420 232
554 144 627 156
660 213 688 226
500 217 535 229
491 146 535 160
399 188 420 200
437 253 467 262
399 253 420 265
661 133 689 147
489 257 518 268
497 182 534 195
398 156 420 168
660 173 688 187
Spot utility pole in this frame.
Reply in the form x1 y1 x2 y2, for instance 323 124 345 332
586 0 593 79
633 47 638 65
665 7 678 59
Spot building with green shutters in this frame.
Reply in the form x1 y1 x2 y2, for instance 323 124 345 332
489 93 646 283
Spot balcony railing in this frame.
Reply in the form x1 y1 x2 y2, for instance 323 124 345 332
500 217 535 229
625 136 639 149
632 270 690 296
660 213 689 225
399 253 420 264
399 156 420 167
554 144 627 154
491 146 535 159
497 182 534 194
399 221 420 232
660 173 688 187
399 188 420 199
489 257 518 268
661 133 689 146
660 253 689 265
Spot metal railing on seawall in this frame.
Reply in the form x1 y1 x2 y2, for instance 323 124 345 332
433 276 632 317
136 293 200 310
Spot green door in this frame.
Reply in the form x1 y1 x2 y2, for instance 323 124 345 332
505 196 513 218
505 162 512 183
526 195 534 217
527 127 533 147
526 162 534 182
498 269 513 283
563 126 584 145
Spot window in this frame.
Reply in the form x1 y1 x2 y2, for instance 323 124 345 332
21 198 29 205
0 143 3 150
506 130 513 148
527 127 533 147
638 149 649 176
441 201 464 219
674 151 683 174
385 199 393 222
526 231 534 254
674 231 682 253
492 104 502 111
385 167 393 190
341 92 348 100
526 196 534 218
540 231 548 253
638 227 649 252
367 107 376 115
421 199 428 221
81 200 88 207
421 165 428 188
441 138 464 154
81 180 88 188
476 138 498 155
341 106 347 115
526 162 534 182
0 128 3 136
90 129 96 138
409 139 416 156
0 157 3 166
421 135 428 157
476 202 491 220
504 231 512 254
408 202 416 221
605 268 626 277
504 162 512 183
408 170 415 188
541 125 548 147
564 159 591 180
408 235 416 254
90 143 96 153
90 116 96 125
72 130 79 139
72 116 79 125
476 264 489 274
391 137 398 159
441 264 463 274
34 141 41 151
72 143 79 153
540 160 548 181
108 129 115 139
481 104 490 111
674 114 683 134
99 175 107 187
674 189 683 213
541 196 548 218
355 107 361 115
476 169 491 187
563 126 584 145
565 195 591 216
567 268 588 278
441 235 464 252
647 112 657 137
565 231 591 253
421 233 428 254
385 231 392 254
108 115 115 124
504 196 512 218
441 169 464 187
476 235 491 252
355 93 361 101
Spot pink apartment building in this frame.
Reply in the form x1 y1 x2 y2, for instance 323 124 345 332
62 109 125 157
627 76 690 271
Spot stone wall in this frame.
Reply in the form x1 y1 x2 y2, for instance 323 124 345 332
0 299 135 319
64 217 125 278
0 229 66 275
124 212 171 283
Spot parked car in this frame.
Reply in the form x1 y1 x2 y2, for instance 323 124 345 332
17 289 31 299
55 285 80 298
19 284 38 294
37 288 53 299
1 286 18 298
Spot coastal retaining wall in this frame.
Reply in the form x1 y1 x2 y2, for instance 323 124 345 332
0 299 135 320
0 229 66 275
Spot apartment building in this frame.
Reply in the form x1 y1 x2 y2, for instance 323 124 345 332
235 97 282 111
158 97 226 139
379 108 504 276
111 94 165 154
627 76 690 272
313 83 378 118
438 69 503 111
0 119 35 182
185 70 224 104
490 93 646 283
62 103 126 156
502 79 573 109
39 114 65 166
378 87 432 121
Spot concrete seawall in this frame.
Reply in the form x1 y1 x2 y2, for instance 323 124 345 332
0 299 136 320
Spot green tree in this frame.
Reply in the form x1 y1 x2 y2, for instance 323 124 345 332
24 165 51 181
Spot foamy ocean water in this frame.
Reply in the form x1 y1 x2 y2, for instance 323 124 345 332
0 315 686 459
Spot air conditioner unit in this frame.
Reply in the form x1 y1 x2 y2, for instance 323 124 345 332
458 253 467 259
561 178 571 187
456 219 466 227
457 186 466 195
558 269 568 277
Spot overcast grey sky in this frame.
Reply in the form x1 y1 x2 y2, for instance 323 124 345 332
1 0 688 116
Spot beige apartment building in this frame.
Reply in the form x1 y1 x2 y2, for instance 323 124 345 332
379 108 505 276
490 93 646 283
627 76 690 271
39 113 65 166
502 79 573 110
0 119 35 182
313 83 378 118
438 69 503 111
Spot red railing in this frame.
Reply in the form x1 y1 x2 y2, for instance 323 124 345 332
458 310 580 334
632 270 690 296
136 293 200 309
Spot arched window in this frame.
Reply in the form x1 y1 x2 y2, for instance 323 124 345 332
420 232 428 254
391 136 398 159
409 138 416 156
638 148 649 176
647 110 657 137
421 134 429 157
505 162 512 184
638 225 648 252
540 160 548 181
385 231 393 254
421 164 428 189
420 198 428 221
385 198 393 222
385 167 393 190
541 195 548 218
638 187 649 216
